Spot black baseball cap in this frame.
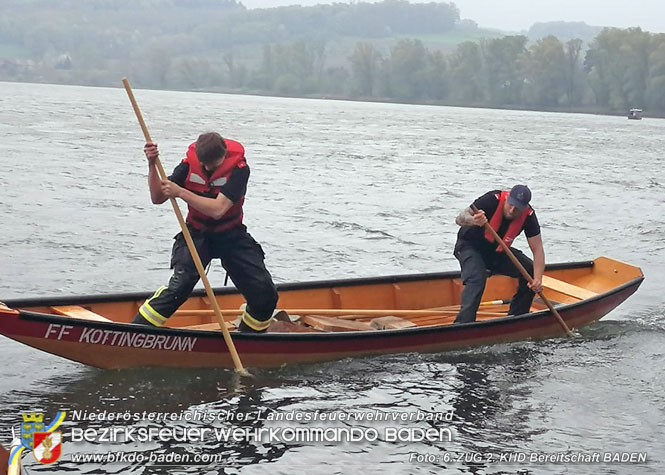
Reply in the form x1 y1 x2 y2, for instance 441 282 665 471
507 185 531 210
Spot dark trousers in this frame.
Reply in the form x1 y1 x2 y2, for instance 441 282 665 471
454 243 535 323
134 226 278 326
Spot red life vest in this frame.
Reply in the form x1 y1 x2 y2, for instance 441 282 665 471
484 191 532 252
183 138 246 233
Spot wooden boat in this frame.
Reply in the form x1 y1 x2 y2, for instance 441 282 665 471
0 257 643 369
0 443 9 475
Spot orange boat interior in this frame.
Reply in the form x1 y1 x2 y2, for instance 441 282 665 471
14 257 642 333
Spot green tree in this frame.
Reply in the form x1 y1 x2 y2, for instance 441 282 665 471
167 57 215 89
142 43 172 88
523 35 566 107
447 41 484 103
387 38 428 100
585 27 651 109
564 38 584 107
480 35 528 105
222 50 247 88
252 44 275 90
646 34 665 112
426 50 448 100
584 46 611 107
349 42 382 96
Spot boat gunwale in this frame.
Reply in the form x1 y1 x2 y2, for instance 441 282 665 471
8 275 643 342
1 260 595 308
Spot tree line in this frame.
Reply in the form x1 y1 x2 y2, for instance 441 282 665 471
1 0 663 114
136 27 665 114
250 27 663 113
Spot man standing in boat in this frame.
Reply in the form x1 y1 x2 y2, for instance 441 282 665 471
453 185 544 323
133 132 278 332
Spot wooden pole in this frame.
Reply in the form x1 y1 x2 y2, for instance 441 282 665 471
173 308 506 318
471 204 574 337
122 78 250 375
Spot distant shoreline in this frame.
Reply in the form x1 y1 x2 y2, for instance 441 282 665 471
195 85 665 120
3 78 662 119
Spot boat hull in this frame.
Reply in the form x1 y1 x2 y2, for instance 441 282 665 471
0 273 642 369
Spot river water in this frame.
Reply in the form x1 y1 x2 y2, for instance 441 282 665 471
0 81 663 474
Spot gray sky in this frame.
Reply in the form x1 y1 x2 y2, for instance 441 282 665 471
240 0 665 34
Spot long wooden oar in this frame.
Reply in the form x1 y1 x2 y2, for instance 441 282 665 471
471 204 574 337
174 308 507 318
122 78 250 375
173 299 512 318
436 299 510 311
176 308 450 317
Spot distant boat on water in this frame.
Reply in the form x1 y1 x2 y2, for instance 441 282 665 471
628 108 643 120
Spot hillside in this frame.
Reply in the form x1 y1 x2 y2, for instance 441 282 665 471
2 1 663 114
0 0 499 87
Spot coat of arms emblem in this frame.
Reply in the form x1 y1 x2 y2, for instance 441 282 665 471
10 411 66 468
33 431 62 464
20 413 45 450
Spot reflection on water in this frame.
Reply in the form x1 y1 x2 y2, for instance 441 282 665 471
3 335 655 474
0 82 663 474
